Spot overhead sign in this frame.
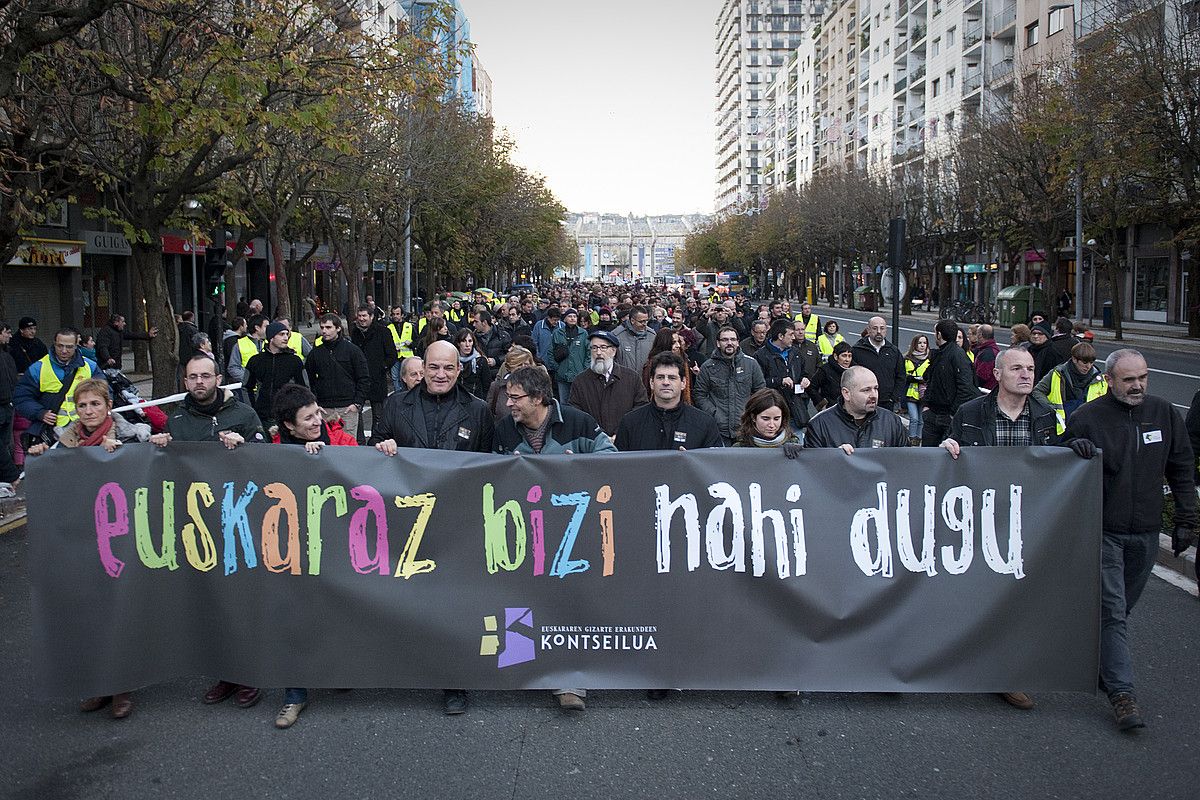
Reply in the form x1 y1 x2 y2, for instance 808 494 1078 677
28 445 1101 698
8 238 84 267
82 230 132 256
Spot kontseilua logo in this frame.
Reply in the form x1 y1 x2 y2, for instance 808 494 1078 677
480 607 536 669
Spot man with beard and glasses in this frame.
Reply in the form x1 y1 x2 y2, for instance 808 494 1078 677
152 353 265 712
694 326 765 446
567 330 647 440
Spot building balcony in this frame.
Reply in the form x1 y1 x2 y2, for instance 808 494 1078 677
991 6 1017 36
894 75 908 94
910 64 926 82
990 58 1014 83
963 69 983 94
964 21 983 48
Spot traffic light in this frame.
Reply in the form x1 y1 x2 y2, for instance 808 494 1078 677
204 247 228 297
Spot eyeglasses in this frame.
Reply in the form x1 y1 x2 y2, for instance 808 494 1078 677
589 344 615 352
505 393 529 403
186 373 217 382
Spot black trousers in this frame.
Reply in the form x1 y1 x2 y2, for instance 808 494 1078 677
920 409 953 447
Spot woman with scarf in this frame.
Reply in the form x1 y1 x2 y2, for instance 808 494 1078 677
453 328 491 400
816 320 844 358
733 388 799 448
904 334 931 446
27 378 150 719
269 383 356 728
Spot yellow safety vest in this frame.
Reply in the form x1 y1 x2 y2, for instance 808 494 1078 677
817 332 844 357
36 354 95 427
1045 367 1108 435
905 356 930 401
237 335 263 366
286 331 305 361
447 308 464 324
966 349 975 363
793 313 820 338
391 321 414 358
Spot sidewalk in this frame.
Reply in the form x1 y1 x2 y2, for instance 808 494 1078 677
824 302 1200 353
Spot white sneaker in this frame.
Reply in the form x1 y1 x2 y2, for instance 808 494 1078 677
275 702 306 729
0 483 15 499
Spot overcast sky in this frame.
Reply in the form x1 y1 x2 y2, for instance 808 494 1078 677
465 0 721 216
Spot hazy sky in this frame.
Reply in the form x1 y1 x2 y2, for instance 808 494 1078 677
465 0 721 216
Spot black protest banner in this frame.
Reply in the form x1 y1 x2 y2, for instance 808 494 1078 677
28 444 1100 697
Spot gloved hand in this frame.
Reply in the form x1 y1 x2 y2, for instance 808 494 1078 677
1069 438 1097 459
782 442 803 460
1172 526 1196 557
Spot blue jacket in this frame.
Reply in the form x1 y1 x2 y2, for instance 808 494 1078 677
494 400 616 455
531 318 563 369
14 350 99 435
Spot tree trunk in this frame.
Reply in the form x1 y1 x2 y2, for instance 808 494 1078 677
1186 243 1199 339
268 221 291 323
127 263 152 373
130 242 180 399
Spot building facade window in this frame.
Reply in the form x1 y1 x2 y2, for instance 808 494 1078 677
1048 7 1065 34
1025 22 1039 47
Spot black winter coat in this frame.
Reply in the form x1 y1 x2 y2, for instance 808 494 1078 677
244 348 307 422
924 342 978 414
754 343 812 426
850 337 907 411
948 392 1057 447
616 401 723 451
369 384 494 452
804 402 909 449
350 322 397 403
305 336 370 408
1064 393 1197 534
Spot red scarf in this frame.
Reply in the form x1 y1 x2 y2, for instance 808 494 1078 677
78 415 115 447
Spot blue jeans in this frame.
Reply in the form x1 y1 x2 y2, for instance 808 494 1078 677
284 687 308 704
1098 531 1159 698
557 379 572 403
906 401 923 441
389 360 403 393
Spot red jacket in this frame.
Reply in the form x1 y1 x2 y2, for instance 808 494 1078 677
272 420 358 446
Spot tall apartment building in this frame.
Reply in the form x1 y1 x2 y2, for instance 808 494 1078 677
401 0 490 114
715 0 828 215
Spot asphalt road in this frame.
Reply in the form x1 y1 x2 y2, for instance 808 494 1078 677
799 305 1200 412
1 520 1197 800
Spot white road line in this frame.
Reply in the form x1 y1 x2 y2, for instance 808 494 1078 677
1152 565 1199 597
819 312 1200 385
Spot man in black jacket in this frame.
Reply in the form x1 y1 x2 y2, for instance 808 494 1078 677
1063 349 1196 732
11 317 48 374
244 322 307 427
371 338 493 716
694 326 765 445
306 313 370 441
0 322 19 488
754 319 812 431
617 352 722 451
350 305 396 423
850 316 907 412
921 320 979 447
96 313 159 369
803 366 907 452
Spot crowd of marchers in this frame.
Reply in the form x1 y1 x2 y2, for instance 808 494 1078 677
0 280 1197 734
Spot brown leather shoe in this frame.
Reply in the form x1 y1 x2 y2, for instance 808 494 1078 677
80 696 111 713
234 686 262 708
557 692 585 711
1000 691 1035 710
110 693 133 719
203 680 237 704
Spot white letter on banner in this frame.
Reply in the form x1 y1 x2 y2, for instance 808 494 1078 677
655 485 699 573
749 483 788 578
896 486 938 576
981 485 1024 579
940 486 974 574
706 482 745 572
849 482 893 577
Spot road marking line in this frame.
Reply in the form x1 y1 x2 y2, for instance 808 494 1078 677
1152 564 1198 597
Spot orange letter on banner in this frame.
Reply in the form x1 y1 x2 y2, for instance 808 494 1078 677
261 483 300 574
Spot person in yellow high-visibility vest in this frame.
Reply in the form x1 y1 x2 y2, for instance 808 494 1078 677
12 328 98 440
387 305 415 392
226 314 267 401
1033 340 1108 435
903 334 931 445
816 319 845 357
793 301 820 339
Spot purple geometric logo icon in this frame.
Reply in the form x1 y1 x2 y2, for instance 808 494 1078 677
480 607 536 668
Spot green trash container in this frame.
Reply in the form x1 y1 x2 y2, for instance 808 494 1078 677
996 285 1048 327
853 286 881 312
